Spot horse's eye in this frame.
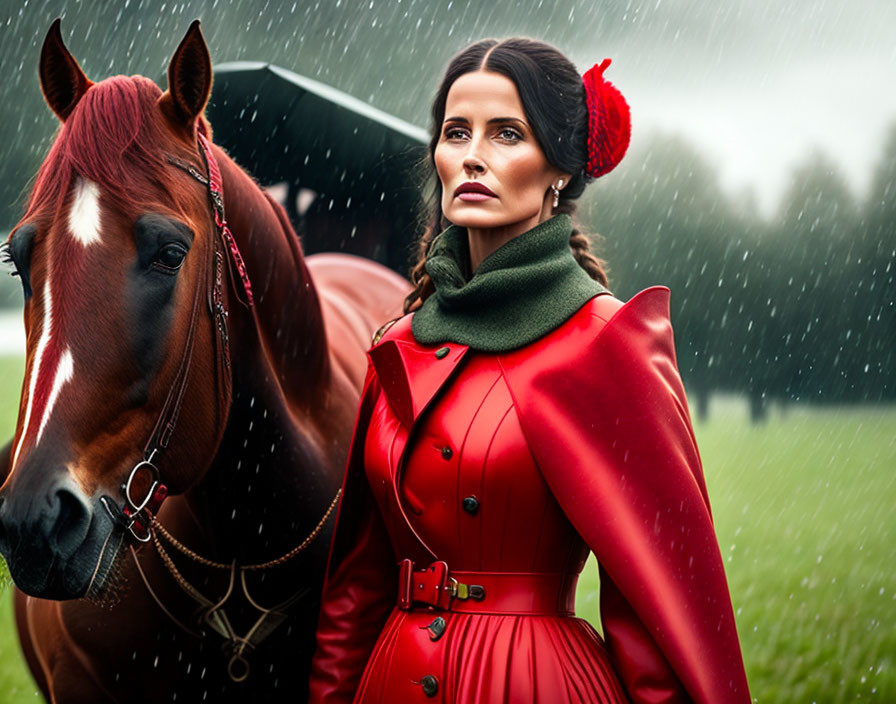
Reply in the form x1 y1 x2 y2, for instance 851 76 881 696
153 243 188 272
4 224 36 299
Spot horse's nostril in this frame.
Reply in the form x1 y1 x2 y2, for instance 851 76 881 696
48 485 92 558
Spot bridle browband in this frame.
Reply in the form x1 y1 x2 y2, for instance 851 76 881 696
99 129 339 682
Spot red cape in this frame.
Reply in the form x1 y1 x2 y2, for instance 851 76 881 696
309 287 751 703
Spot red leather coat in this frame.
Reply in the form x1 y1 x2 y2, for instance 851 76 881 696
308 287 751 703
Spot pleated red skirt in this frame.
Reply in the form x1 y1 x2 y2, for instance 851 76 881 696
354 608 628 703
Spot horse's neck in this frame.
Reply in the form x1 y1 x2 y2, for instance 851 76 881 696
180 148 346 564
217 149 330 402
185 382 342 566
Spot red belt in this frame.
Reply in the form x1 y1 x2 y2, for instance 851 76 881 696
397 559 577 615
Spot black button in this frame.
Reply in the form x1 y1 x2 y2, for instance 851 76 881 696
420 674 439 697
462 496 479 515
440 446 453 461
434 346 450 359
421 616 446 641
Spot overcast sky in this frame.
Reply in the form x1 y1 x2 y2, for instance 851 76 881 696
3 0 894 220
573 0 896 214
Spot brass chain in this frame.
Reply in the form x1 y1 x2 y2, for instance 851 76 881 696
151 528 219 605
243 488 341 571
149 488 341 572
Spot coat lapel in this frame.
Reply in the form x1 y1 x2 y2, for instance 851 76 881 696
368 320 470 561
368 337 469 429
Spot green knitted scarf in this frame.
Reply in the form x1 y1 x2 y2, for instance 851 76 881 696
411 214 609 352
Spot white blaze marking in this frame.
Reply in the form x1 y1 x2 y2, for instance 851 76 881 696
9 178 96 475
11 281 54 471
68 179 102 246
36 348 73 444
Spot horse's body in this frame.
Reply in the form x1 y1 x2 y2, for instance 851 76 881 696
1 21 408 702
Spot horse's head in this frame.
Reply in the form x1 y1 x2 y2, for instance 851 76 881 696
0 20 232 600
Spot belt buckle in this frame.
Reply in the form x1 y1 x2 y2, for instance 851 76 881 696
448 577 466 600
423 561 451 610
397 560 485 610
447 578 486 603
397 560 452 610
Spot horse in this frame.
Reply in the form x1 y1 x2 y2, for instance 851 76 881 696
0 20 409 703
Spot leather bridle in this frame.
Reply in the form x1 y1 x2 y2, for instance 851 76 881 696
100 129 249 542
97 129 339 681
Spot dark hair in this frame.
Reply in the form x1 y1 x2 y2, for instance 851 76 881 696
404 37 609 313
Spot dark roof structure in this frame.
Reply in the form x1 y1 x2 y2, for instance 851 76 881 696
206 62 428 273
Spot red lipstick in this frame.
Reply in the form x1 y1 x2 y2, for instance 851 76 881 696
454 182 497 201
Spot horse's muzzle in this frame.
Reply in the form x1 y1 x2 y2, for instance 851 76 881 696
0 476 119 599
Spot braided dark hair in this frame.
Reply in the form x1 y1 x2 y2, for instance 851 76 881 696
405 37 609 313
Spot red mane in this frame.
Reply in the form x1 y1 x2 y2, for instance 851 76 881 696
16 75 200 231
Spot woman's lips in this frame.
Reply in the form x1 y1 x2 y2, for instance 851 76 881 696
454 182 497 201
457 192 495 202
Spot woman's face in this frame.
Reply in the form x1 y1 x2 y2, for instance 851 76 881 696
434 71 565 235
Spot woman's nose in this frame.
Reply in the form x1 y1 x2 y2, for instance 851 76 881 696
460 132 487 174
463 153 486 174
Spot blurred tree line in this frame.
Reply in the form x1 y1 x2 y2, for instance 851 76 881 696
587 125 896 417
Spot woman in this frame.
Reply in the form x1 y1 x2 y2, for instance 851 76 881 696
307 38 751 703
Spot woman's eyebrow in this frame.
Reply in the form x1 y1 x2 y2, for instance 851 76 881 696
442 116 528 126
486 117 527 127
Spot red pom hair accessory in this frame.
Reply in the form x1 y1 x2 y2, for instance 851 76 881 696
582 58 631 178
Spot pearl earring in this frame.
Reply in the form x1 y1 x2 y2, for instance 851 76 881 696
551 179 564 208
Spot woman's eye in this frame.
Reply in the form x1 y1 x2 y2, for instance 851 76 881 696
498 128 522 142
444 127 469 140
153 243 188 271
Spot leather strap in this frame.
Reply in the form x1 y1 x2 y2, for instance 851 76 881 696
448 570 577 615
197 131 254 307
397 560 578 616
141 248 205 457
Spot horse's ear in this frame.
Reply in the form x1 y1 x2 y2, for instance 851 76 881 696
39 19 93 122
161 19 212 129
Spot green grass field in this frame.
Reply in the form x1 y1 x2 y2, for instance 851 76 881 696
0 354 894 702
0 355 34 703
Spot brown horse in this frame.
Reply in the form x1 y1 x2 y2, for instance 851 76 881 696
0 20 408 703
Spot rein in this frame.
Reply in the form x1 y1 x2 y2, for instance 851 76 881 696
99 131 339 682
130 488 341 682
